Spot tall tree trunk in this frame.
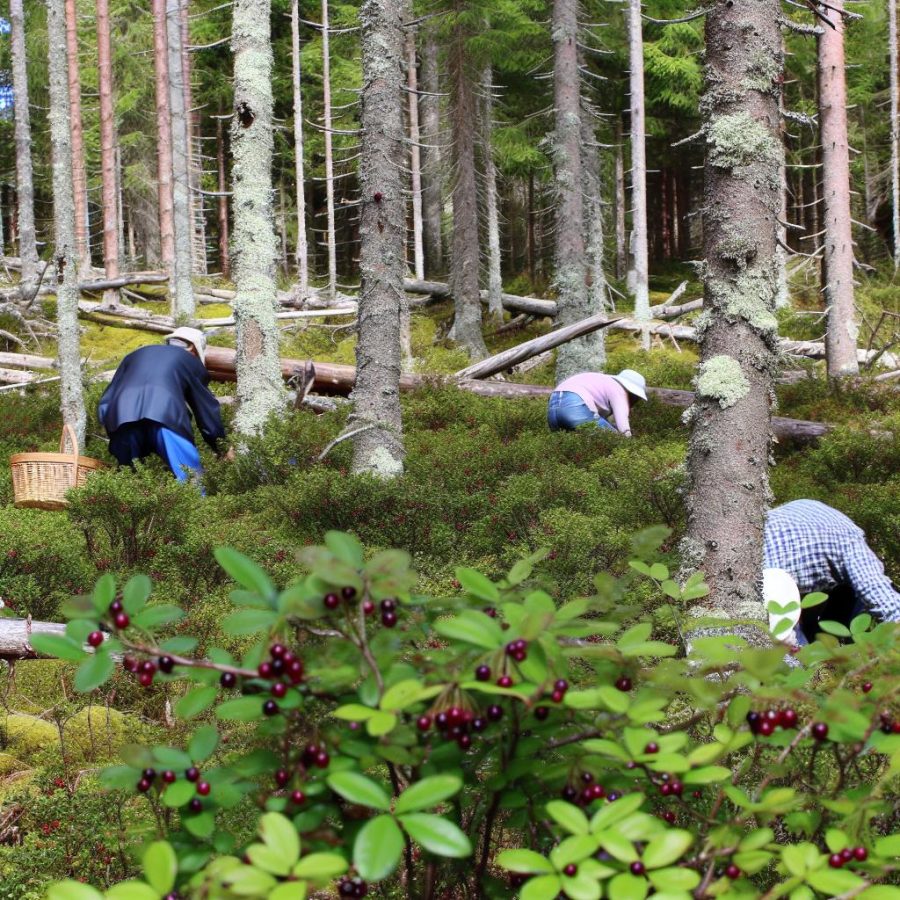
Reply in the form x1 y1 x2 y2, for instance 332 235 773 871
0 184 5 254
65 0 92 277
350 0 405 477
10 0 38 289
232 0 286 434
447 16 488 359
889 0 899 268
291 0 310 294
420 28 443 276
96 0 120 304
153 0 176 273
216 114 231 279
481 65 503 320
167 0 195 317
321 0 338 300
552 0 599 380
615 118 627 280
527 172 536 286
581 103 608 369
406 23 425 282
818 0 858 378
627 0 650 348
683 0 782 635
47 0 86 445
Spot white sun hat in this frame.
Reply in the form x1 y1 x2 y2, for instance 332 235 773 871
763 568 801 641
612 369 648 402
165 326 207 365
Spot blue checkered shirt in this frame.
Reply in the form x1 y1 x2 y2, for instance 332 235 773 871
764 500 900 623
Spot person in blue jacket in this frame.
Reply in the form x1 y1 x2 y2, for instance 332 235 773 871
98 328 228 482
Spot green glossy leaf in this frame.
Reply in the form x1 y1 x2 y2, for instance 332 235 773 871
366 711 398 737
739 827 774 852
395 776 463 814
825 828 848 853
649 563 669 581
217 696 266 722
214 547 276 599
132 605 184 630
175 686 218 720
47 882 105 900
189 725 219 763
550 835 601 868
222 608 278 636
521 875 563 900
807 868 866 894
454 567 499 602
875 834 900 858
733 849 773 874
859 889 900 899
433 610 503 649
496 849 555 874
818 620 851 637
800 591 828 609
258 812 301 866
184 810 216 839
380 679 425 712
565 686 629 713
105 883 159 900
333 704 376 721
223 865 279 895
399 813 472 857
608 873 649 900
546 800 590 836
597 829 639 863
327 772 391 811
269 883 308 900
92 574 116 613
161 779 196 808
683 766 731 785
647 867 701 891
353 814 404 881
74 650 115 692
325 530 365 567
122 574 152 614
143 841 177 894
292 852 348 880
641 830 693 869
29 633 88 663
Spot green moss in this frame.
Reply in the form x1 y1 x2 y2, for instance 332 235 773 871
695 355 750 409
0 751 28 775
65 706 133 762
2 714 59 759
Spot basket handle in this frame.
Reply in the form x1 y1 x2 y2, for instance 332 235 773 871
59 423 80 457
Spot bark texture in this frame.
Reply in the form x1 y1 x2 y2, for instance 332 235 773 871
891 0 900 269
420 29 443 275
581 103 608 369
153 0 176 273
818 0 858 377
627 0 650 347
448 18 488 359
65 0 92 276
481 66 503 319
614 118 627 280
321 0 338 300
231 0 287 433
96 0 121 297
350 0 406 477
291 0 310 294
47 0 87 445
552 0 599 379
216 114 230 279
10 0 38 288
167 0 196 317
406 25 425 282
682 0 783 636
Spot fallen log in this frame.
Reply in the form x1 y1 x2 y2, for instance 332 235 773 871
0 367 39 385
78 301 174 334
203 347 840 443
0 352 56 370
79 273 169 292
0 618 69 661
198 308 358 328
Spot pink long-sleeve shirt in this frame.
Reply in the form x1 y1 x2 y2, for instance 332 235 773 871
554 373 632 434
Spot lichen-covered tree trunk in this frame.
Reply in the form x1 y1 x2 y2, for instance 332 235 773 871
626 0 650 348
321 0 338 301
290 0 309 294
481 65 503 320
420 28 443 276
231 0 286 434
406 25 425 283
891 0 900 269
552 0 598 380
47 0 86 445
167 0 195 318
96 0 121 303
10 0 38 289
349 0 405 478
216 114 231 280
614 117 627 280
448 21 488 360
581 103 608 369
818 0 858 378
682 0 782 637
153 0 176 273
65 0 92 277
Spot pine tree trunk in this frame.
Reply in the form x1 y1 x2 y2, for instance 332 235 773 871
420 29 443 276
350 0 405 477
96 0 121 303
10 0 38 289
581 103 607 369
552 0 597 380
481 65 503 320
447 17 488 359
612 119 626 282
153 0 176 273
321 0 338 300
0 184 5 254
527 172 536 286
47 0 86 445
232 0 286 434
216 114 231 280
683 0 782 634
65 0 92 277
290 0 310 294
627 0 650 348
167 0 195 317
406 24 425 282
889 0 899 268
818 0 858 378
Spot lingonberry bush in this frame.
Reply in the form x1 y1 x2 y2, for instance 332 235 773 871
37 529 900 900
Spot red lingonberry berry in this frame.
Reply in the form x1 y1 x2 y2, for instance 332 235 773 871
662 810 676 823
162 770 177 784
315 751 330 769
487 704 503 721
551 689 565 703
362 599 376 615
563 864 577 877
258 661 273 679
778 708 798 729
158 656 175 674
287 659 304 683
263 700 279 716
812 722 829 741
829 853 844 868
590 784 605 800
110 599 123 614
615 676 632 692
113 612 130 630
220 671 237 689
381 599 396 613
861 681 873 693
341 586 357 601
136 778 152 793
324 593 340 610
630 861 645 875
853 847 867 861
534 706 549 721
87 631 104 648
725 864 740 879
185 767 200 782
660 783 672 796
458 734 472 750
475 665 491 682
416 715 432 732
692 790 702 799
139 672 154 688
275 768 290 787
670 780 683 796
497 675 513 688
290 790 306 804
272 682 287 698
645 741 659 754
554 679 569 693
840 848 853 863
381 611 398 628
196 782 210 796
188 798 202 814
892 722 900 734
123 657 138 673
758 719 775 737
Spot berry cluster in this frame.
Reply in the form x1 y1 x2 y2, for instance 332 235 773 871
135 766 208 812
417 705 497 751
561 771 605 805
505 639 528 663
338 876 369 897
745 707 800 737
878 710 900 734
323 586 400 629
300 742 331 770
123 657 159 688
829 846 868 868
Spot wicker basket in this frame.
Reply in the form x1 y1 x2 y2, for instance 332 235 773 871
10 425 104 510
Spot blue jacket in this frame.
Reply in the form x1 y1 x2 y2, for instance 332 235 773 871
98 345 225 450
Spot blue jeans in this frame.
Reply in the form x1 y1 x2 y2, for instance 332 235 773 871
108 419 203 483
547 392 615 432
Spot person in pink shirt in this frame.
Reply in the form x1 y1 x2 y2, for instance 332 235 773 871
547 369 648 435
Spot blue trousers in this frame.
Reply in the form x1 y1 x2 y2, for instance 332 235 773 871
108 419 202 482
547 391 615 432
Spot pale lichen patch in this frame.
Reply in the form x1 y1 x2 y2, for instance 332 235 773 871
695 355 750 409
707 112 778 170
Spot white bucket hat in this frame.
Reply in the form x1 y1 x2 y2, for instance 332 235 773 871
612 369 648 401
165 326 207 364
763 568 801 640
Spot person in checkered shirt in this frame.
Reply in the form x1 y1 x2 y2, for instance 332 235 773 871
764 499 900 642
